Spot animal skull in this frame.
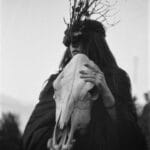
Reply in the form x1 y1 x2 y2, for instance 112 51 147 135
48 54 99 150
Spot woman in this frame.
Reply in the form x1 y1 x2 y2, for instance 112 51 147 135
23 19 147 150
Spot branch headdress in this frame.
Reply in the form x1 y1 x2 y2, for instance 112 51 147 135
63 0 118 46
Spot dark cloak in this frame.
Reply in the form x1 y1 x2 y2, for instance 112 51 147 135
22 68 147 150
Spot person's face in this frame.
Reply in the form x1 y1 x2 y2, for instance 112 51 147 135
69 31 84 57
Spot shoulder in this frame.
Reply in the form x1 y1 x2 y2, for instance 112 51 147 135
111 67 132 100
39 72 60 101
42 73 60 91
117 67 130 80
116 67 131 88
105 66 130 83
104 67 131 98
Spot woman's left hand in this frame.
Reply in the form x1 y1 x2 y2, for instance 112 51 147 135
79 62 110 95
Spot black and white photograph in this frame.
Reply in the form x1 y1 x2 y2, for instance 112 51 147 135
0 0 149 150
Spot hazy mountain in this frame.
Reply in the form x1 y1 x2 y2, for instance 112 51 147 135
0 94 34 132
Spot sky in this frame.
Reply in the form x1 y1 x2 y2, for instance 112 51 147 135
0 0 149 109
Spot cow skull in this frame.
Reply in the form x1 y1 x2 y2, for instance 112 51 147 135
48 54 99 150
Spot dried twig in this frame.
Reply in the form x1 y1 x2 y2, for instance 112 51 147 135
66 0 119 27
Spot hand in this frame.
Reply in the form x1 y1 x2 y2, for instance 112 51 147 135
79 61 110 96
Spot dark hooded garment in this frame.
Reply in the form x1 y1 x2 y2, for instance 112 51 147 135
22 68 148 150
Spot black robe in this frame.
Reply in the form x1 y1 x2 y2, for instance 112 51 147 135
22 69 147 150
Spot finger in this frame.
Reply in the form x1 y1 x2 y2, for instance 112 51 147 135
79 70 89 74
84 78 95 84
80 70 96 76
80 72 103 81
80 70 94 75
80 75 95 79
97 73 103 79
80 70 103 76
80 71 98 77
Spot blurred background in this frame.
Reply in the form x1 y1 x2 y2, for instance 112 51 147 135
0 0 149 145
